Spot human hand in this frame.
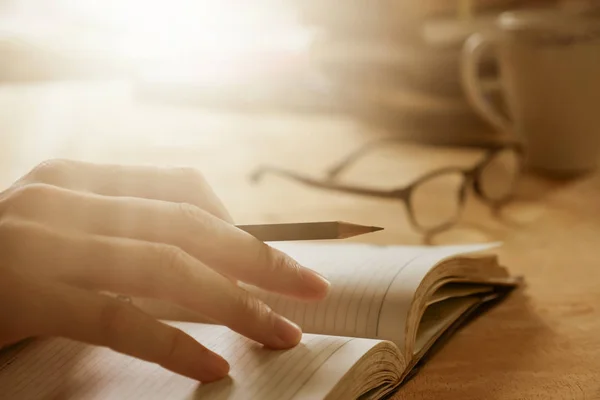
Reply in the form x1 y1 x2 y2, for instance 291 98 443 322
0 159 330 383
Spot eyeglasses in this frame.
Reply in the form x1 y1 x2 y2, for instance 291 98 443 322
250 139 523 235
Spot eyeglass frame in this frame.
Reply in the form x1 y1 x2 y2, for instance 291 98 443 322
250 140 524 235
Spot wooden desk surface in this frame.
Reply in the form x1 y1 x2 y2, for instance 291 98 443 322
1 81 599 399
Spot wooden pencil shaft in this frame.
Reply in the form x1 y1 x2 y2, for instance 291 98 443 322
236 222 381 242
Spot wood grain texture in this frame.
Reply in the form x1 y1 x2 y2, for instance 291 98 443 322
1 82 599 399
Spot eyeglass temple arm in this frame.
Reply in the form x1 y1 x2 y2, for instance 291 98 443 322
250 166 406 199
326 137 407 179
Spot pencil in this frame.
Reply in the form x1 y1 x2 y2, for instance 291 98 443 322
236 221 383 242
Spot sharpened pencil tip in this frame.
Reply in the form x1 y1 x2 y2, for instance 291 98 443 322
337 221 385 239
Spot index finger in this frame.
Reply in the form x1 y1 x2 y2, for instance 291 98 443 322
8 186 330 300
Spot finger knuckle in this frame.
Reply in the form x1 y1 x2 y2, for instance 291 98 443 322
254 243 274 270
24 159 71 185
177 201 205 221
234 290 271 320
157 244 191 277
177 202 216 232
99 300 130 344
1 183 60 215
255 245 299 279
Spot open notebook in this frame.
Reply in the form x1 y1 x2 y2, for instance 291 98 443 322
0 242 519 399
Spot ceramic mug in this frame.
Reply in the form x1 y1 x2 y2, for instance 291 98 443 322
461 9 600 176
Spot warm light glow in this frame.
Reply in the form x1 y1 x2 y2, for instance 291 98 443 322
45 0 314 80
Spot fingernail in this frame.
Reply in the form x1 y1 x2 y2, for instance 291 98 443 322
273 315 302 348
300 268 331 296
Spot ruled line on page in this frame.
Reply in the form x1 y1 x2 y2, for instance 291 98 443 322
249 243 426 341
0 323 359 400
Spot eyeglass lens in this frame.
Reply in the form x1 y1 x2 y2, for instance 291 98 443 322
410 171 465 231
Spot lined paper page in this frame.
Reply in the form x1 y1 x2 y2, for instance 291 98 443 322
248 243 497 344
0 323 379 400
249 243 425 341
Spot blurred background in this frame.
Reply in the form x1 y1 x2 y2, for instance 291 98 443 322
0 0 597 244
1 0 593 142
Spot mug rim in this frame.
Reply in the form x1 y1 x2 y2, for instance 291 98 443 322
498 8 600 32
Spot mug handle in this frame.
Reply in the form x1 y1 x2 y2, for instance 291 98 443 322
461 33 513 134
